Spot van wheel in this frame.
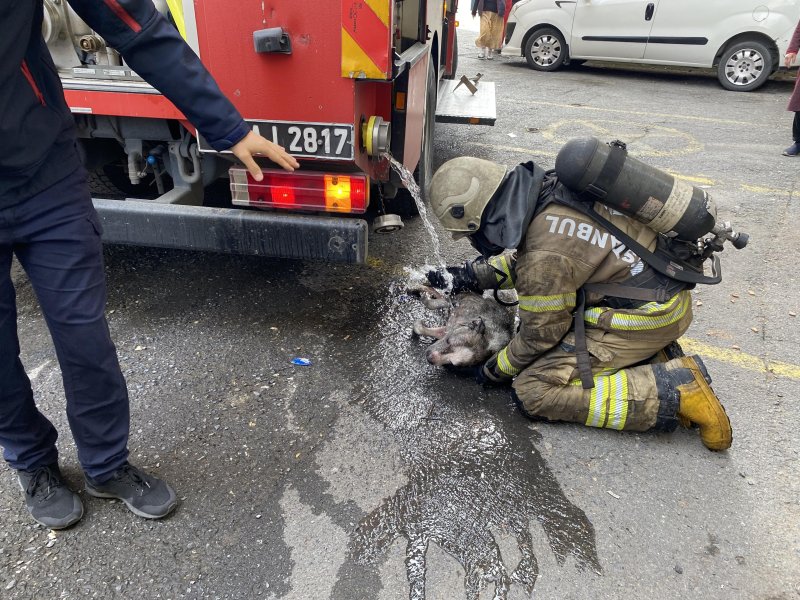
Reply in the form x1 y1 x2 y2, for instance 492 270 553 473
717 40 772 91
524 28 567 71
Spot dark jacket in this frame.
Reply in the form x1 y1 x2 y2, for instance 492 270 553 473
471 0 506 17
0 0 250 204
788 20 800 112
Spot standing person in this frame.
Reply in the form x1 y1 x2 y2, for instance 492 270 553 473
1 0 298 530
424 154 733 451
783 18 800 156
472 0 506 60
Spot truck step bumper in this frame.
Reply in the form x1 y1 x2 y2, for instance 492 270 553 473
435 79 496 125
93 198 369 264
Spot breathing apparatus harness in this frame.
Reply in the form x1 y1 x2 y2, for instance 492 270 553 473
545 139 749 388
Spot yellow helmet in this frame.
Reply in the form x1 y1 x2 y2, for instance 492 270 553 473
429 157 508 238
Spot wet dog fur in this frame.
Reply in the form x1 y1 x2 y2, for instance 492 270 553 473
411 286 515 368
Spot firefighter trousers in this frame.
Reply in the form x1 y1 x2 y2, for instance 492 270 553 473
512 314 692 432
0 168 130 480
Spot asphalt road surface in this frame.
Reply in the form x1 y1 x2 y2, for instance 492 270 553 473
2 27 800 600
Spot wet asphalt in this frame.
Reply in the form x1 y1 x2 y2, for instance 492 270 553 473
2 25 800 600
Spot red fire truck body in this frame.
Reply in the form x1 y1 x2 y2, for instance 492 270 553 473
47 0 495 263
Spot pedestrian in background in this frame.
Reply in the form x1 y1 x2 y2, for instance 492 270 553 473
472 0 506 60
783 18 800 156
1 0 297 530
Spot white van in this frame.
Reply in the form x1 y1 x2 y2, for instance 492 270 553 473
503 0 800 91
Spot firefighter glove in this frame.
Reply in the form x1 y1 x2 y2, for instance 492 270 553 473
476 353 513 388
425 262 481 294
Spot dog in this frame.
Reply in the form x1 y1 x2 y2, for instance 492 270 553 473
411 286 515 368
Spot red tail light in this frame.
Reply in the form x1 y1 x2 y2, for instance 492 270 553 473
229 168 369 214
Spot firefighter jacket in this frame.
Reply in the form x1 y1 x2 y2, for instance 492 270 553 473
0 0 250 205
483 199 693 379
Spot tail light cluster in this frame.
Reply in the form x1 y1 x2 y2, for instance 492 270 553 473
229 168 368 214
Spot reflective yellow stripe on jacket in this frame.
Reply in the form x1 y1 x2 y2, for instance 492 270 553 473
518 292 577 313
487 254 516 290
583 291 691 331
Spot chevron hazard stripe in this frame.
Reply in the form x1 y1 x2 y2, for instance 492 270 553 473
341 0 391 79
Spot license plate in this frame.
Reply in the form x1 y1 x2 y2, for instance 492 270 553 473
199 121 354 160
244 121 355 160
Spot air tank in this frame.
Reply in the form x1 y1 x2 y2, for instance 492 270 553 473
554 136 716 241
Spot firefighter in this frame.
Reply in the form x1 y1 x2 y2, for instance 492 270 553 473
425 157 732 451
1 1 298 529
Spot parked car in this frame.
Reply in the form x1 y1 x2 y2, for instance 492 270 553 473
503 0 800 91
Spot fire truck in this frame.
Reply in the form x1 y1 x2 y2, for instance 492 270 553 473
43 0 496 263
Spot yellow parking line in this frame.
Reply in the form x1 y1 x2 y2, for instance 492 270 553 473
680 338 800 380
740 183 796 198
467 141 557 159
665 171 716 186
524 100 752 126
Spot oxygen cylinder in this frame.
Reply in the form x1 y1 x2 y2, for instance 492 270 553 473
554 137 716 241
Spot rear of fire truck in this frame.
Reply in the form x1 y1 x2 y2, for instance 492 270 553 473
45 0 495 263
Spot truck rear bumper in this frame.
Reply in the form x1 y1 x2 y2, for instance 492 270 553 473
93 198 369 264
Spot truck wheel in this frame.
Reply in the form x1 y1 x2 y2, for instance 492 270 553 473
417 60 438 201
386 59 438 217
524 27 567 71
717 39 772 91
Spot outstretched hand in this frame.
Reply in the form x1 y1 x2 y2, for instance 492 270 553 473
230 130 299 179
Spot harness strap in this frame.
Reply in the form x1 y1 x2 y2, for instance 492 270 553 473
582 282 668 303
584 140 627 199
573 289 596 389
560 192 722 285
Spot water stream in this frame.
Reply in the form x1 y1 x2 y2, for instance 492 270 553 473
384 154 446 269
384 154 456 293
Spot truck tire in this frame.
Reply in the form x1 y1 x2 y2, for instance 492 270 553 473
417 60 438 201
88 162 164 200
717 39 772 92
387 59 438 217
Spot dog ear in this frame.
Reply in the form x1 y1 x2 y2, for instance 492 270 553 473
470 317 485 334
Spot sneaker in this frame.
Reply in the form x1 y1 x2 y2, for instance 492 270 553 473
85 463 178 519
477 48 487 59
487 49 494 60
783 142 800 156
17 464 84 529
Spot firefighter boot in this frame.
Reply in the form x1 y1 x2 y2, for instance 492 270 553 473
652 356 732 451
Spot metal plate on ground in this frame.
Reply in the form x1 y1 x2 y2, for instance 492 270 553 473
435 79 496 126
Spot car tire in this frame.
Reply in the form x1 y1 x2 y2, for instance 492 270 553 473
717 40 772 92
524 27 567 71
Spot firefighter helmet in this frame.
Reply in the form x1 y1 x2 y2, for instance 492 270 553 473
429 157 507 238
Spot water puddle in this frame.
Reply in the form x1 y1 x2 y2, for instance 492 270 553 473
334 285 602 598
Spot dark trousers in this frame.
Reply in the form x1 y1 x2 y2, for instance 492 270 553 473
0 169 129 480
794 112 800 142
